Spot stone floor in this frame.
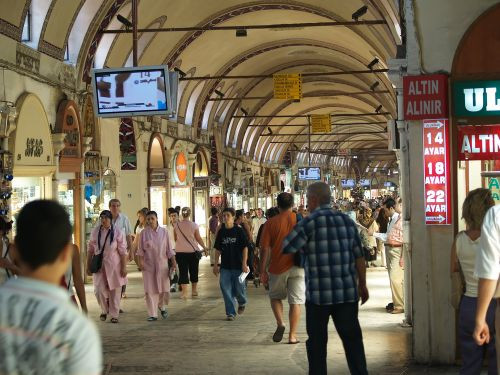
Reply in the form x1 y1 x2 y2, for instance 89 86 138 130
84 259 465 375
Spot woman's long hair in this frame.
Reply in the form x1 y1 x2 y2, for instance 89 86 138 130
134 207 149 233
462 188 495 231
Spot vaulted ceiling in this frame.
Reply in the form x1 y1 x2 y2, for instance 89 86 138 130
0 0 401 171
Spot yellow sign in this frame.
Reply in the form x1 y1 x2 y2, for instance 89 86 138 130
273 73 302 100
489 177 500 203
311 114 331 133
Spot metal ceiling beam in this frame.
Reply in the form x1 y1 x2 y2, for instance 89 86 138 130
270 139 386 144
247 121 387 127
182 69 387 81
260 131 386 136
233 112 390 118
208 90 391 101
101 20 387 34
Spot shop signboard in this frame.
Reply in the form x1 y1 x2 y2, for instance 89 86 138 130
174 152 187 184
273 73 302 100
457 125 500 160
453 80 500 120
310 114 331 133
403 74 448 120
488 177 500 203
423 119 452 225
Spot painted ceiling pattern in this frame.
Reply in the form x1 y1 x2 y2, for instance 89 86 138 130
0 0 401 171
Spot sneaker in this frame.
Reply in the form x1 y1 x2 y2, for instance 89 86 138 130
226 315 235 321
159 308 168 319
147 317 158 322
237 305 245 315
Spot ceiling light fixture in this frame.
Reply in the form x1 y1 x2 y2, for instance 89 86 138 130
214 89 225 98
375 105 383 113
236 29 247 37
117 14 133 29
241 107 249 116
370 81 380 91
266 127 273 135
352 6 368 21
174 67 186 78
367 57 379 70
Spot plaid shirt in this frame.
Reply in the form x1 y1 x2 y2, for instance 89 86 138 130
282 204 363 305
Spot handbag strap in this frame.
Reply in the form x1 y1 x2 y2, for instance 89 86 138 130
97 226 112 254
176 222 198 252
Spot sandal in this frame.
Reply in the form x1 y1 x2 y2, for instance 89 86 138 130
272 325 286 343
110 318 118 324
99 314 107 321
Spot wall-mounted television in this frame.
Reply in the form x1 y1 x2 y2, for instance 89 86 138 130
91 65 172 118
298 167 321 181
341 179 355 188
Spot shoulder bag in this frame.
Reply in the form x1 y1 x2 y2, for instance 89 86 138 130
177 223 203 260
89 227 112 273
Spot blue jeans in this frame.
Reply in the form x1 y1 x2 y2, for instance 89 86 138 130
219 268 247 317
459 295 497 375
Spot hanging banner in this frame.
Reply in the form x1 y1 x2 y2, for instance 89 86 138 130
273 73 302 100
457 125 500 160
310 114 331 133
403 74 448 120
423 119 452 225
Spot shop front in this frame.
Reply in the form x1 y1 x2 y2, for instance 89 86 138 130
9 93 54 234
193 150 209 239
171 149 191 209
148 134 168 226
54 100 85 246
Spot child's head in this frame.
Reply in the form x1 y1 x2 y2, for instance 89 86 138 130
14 200 73 274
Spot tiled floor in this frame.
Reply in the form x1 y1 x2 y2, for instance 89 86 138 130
85 260 464 374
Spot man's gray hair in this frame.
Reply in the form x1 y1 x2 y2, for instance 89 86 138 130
307 182 331 205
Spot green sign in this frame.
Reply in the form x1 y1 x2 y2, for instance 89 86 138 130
489 177 500 203
453 80 500 117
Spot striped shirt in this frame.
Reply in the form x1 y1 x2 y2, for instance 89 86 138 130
282 204 364 305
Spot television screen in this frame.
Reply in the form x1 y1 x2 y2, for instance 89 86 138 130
359 179 371 187
341 179 355 188
298 167 321 181
91 65 172 118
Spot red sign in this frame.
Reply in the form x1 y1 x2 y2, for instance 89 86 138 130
423 119 452 225
403 74 449 120
458 125 500 160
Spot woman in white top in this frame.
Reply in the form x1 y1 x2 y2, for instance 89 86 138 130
0 218 19 285
451 188 497 374
174 207 207 299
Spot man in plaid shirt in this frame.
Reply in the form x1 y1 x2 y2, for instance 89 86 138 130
283 182 369 375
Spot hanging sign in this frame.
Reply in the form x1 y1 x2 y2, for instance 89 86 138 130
423 119 452 225
453 80 500 120
273 73 302 100
310 114 331 133
457 125 500 160
174 152 187 184
403 74 448 120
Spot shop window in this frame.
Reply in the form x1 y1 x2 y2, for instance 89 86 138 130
21 9 31 42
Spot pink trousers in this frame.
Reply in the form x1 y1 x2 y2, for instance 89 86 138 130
145 292 169 317
95 286 122 319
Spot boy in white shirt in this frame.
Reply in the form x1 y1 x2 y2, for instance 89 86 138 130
0 200 102 374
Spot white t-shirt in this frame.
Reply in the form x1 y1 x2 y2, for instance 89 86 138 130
0 277 102 375
475 205 500 281
456 231 480 297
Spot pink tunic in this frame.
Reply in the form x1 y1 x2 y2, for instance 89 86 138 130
174 220 199 253
137 226 176 294
88 226 127 290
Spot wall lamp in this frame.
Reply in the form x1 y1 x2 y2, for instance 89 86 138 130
236 29 247 37
214 89 225 98
117 14 133 29
367 58 379 70
241 107 249 116
352 6 368 21
375 104 383 113
370 81 380 91
174 67 186 78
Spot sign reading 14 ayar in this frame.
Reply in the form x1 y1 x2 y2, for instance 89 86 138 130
423 119 452 225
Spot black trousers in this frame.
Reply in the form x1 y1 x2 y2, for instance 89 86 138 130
305 301 368 375
176 252 199 284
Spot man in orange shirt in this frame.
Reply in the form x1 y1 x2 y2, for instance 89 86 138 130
260 192 305 344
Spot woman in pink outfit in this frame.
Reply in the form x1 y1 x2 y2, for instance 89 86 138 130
87 210 128 323
137 211 177 321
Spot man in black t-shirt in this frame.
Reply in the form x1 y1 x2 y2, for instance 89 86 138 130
213 208 249 320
